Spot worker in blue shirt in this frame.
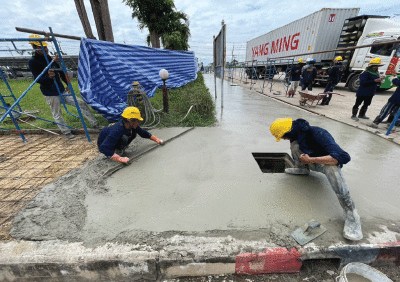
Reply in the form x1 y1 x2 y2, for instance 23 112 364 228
351 58 384 121
320 56 346 105
270 118 362 241
369 76 400 128
301 58 317 91
287 59 305 97
28 34 101 139
97 107 164 164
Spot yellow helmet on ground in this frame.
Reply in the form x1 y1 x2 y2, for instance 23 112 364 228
28 34 48 47
368 57 384 66
121 107 143 121
334 56 343 61
270 118 293 142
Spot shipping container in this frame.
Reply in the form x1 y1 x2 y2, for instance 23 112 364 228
246 8 360 63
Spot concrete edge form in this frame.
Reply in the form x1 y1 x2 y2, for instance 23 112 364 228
1 241 399 280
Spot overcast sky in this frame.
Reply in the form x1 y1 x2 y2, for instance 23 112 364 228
1 0 400 65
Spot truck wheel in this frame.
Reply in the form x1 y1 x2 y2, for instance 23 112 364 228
348 74 360 92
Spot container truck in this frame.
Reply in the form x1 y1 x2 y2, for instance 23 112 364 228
245 8 400 92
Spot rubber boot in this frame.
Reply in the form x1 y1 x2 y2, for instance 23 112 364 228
369 117 382 128
351 108 359 121
284 168 310 175
358 108 370 119
320 96 327 105
337 195 363 241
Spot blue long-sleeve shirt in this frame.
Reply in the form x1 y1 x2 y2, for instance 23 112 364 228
285 119 350 167
388 78 400 105
28 52 66 96
290 66 302 81
356 70 380 97
301 65 317 84
97 120 152 157
327 64 346 84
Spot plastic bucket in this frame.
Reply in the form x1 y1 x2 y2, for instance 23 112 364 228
336 262 393 282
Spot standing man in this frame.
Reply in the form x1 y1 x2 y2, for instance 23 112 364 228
28 34 101 139
351 58 384 121
287 59 305 98
301 58 317 92
320 56 346 106
270 118 363 241
369 76 400 128
97 107 164 164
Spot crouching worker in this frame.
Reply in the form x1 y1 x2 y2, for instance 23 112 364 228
97 107 164 164
270 118 363 241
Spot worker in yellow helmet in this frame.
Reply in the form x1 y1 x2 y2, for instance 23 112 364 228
351 57 385 121
320 56 346 105
28 34 101 139
97 107 164 164
270 118 363 241
287 59 305 98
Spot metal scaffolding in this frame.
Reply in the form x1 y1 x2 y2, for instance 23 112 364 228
0 27 91 142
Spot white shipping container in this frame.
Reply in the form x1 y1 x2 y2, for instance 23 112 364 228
246 8 360 63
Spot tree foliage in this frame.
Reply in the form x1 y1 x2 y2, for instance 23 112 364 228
123 0 190 50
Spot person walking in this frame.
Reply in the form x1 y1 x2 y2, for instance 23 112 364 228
351 58 384 121
369 76 400 128
287 59 305 97
97 107 164 164
28 34 101 139
301 58 317 92
270 118 363 241
320 56 346 105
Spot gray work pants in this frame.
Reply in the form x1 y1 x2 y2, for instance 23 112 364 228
290 141 351 199
45 92 97 135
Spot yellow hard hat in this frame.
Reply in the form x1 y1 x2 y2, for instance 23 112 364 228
132 81 140 86
28 34 48 47
121 107 143 121
270 118 293 142
298 58 303 63
369 57 384 66
334 56 343 61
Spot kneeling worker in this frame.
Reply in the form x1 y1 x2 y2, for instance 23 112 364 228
270 118 362 241
98 107 164 164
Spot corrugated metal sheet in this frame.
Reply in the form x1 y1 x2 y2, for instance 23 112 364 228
78 38 198 122
246 8 359 62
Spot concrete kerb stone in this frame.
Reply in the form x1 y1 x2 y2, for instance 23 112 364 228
1 241 399 280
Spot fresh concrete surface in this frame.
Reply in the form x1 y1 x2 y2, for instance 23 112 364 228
9 74 400 251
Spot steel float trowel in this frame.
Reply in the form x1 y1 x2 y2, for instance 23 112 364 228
291 220 327 246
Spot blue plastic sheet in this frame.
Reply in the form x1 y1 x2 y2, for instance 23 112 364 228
78 38 198 121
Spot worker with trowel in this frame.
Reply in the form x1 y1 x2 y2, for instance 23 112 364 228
270 118 363 241
97 107 164 164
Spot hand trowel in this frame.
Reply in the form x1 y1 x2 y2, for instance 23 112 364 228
291 220 327 246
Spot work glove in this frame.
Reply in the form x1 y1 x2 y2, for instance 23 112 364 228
150 135 164 145
110 154 129 164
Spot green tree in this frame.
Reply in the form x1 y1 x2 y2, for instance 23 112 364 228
123 0 190 50
161 11 190 51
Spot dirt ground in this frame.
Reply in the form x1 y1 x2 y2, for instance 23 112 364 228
0 132 99 240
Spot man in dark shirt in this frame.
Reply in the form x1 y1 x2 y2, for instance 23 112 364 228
369 76 400 128
301 58 317 91
97 107 164 164
270 118 362 241
287 59 305 97
320 56 346 106
28 34 100 139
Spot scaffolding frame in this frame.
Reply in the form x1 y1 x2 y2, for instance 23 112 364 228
0 27 91 142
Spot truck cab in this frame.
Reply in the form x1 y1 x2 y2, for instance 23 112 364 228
338 17 400 92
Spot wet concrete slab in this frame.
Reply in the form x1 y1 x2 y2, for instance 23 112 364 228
10 74 400 249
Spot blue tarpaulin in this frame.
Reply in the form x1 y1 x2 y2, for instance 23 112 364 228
78 38 198 121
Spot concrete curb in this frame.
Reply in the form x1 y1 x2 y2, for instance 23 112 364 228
1 241 399 280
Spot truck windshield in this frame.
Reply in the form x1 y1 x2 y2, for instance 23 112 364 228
370 43 395 57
